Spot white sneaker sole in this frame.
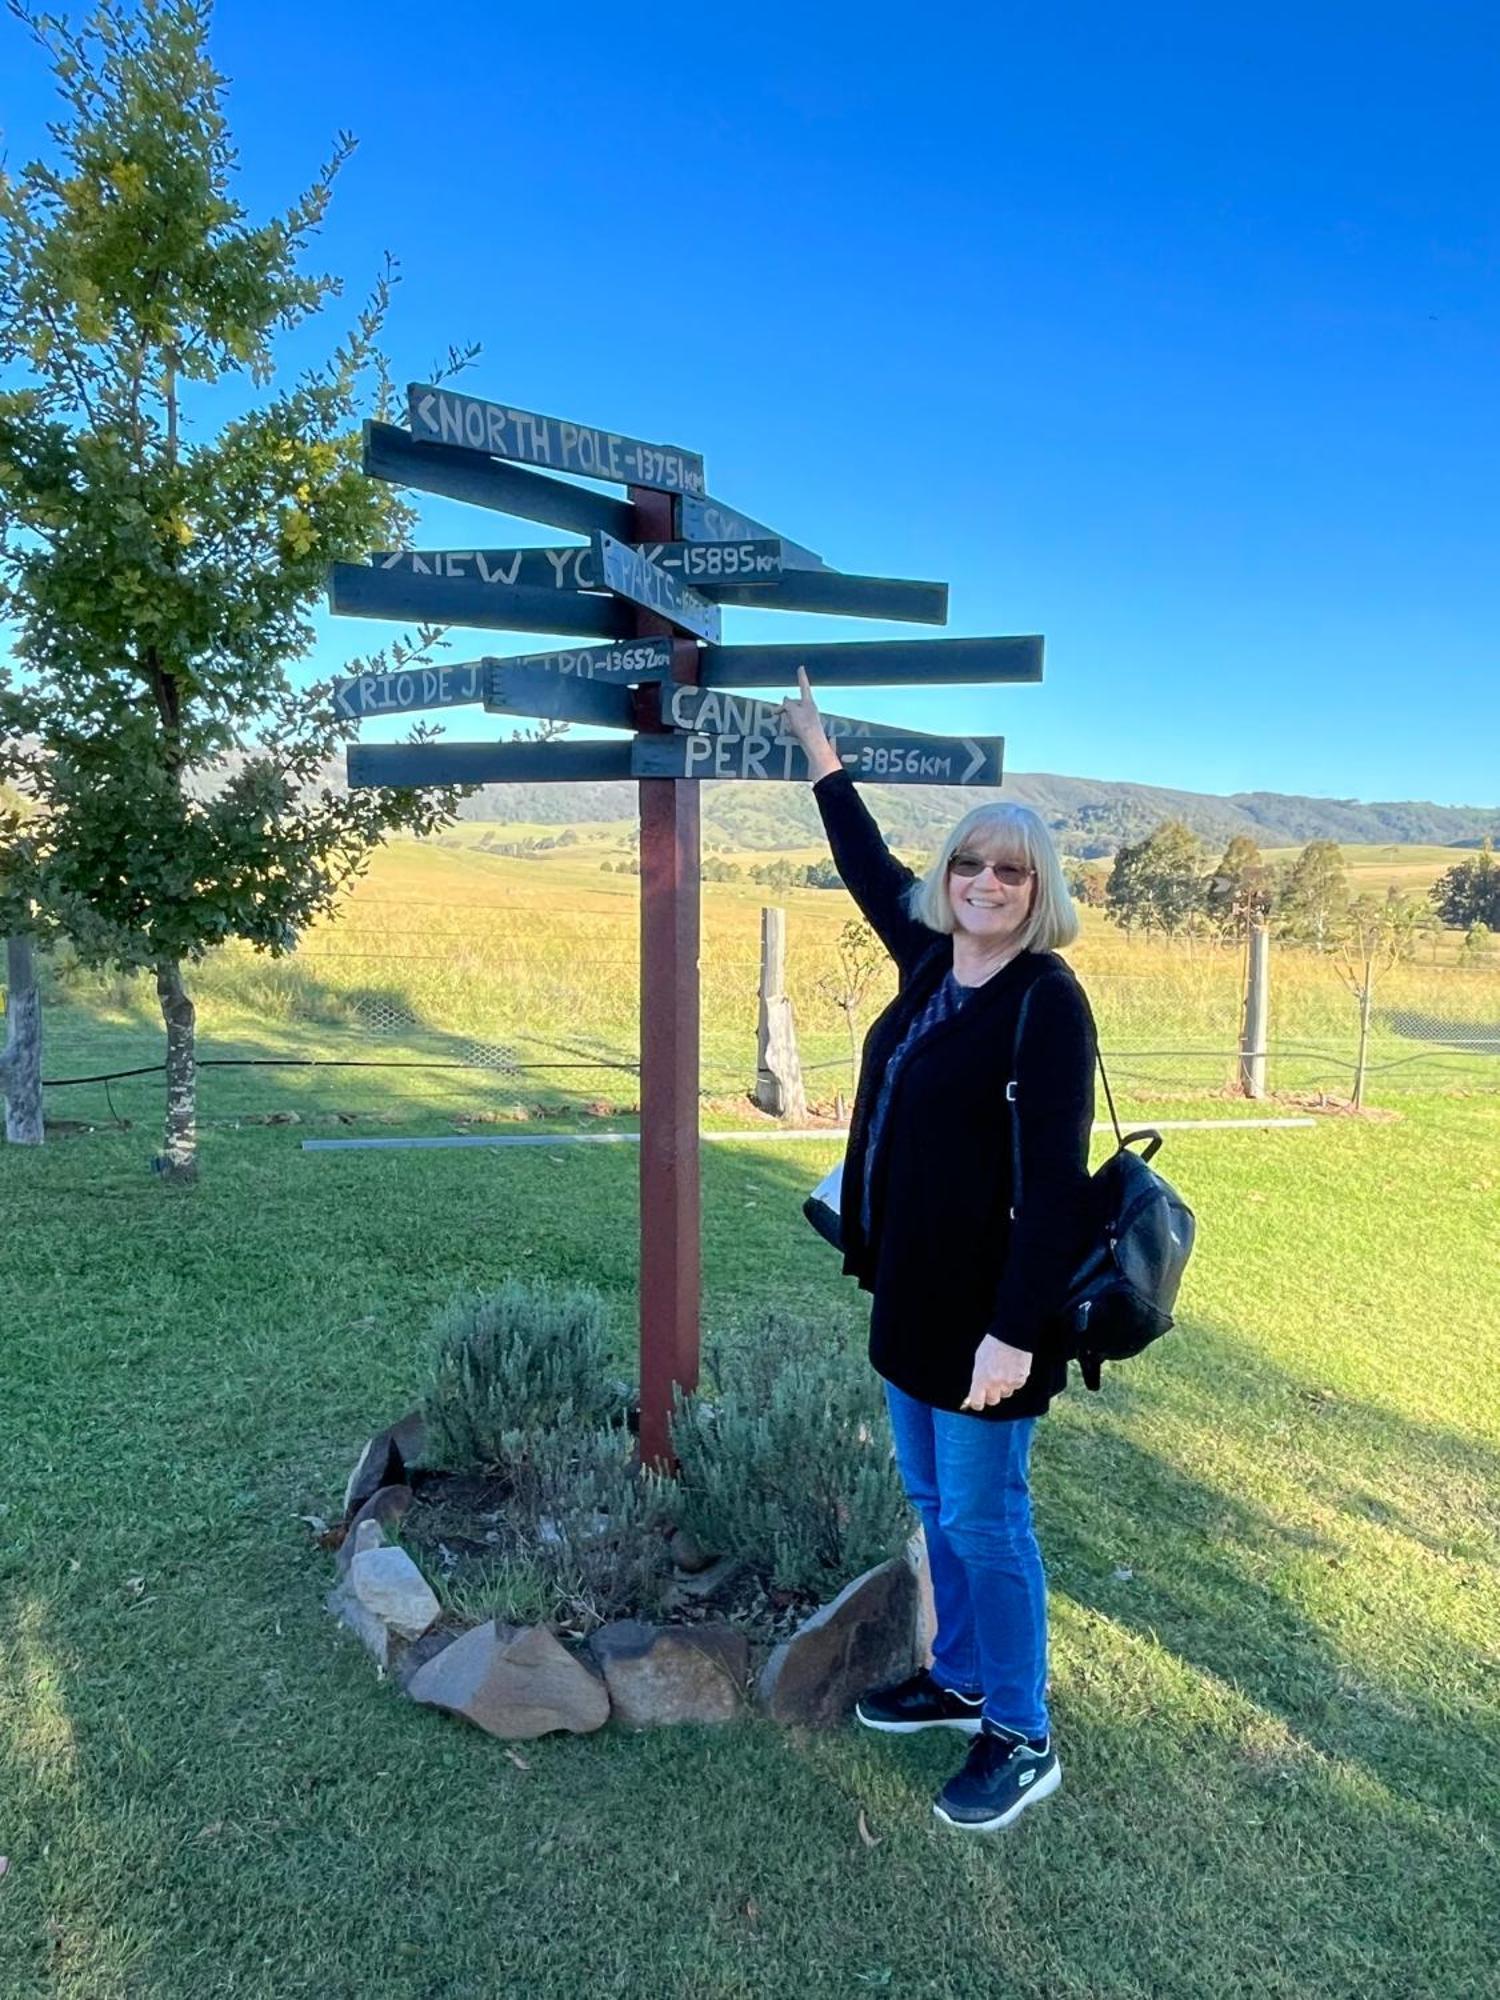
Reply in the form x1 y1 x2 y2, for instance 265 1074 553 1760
933 1758 1062 1831
855 1706 985 1737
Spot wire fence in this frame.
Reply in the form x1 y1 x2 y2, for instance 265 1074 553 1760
12 901 1499 1132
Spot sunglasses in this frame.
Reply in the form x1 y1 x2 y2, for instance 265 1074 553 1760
947 853 1035 886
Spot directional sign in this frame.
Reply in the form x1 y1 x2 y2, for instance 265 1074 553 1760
408 386 705 496
699 636 1045 688
649 539 783 585
680 492 826 571
592 532 722 643
499 640 674 683
363 422 634 539
708 568 947 624
373 541 779 594
348 738 636 789
328 562 633 639
632 732 1004 786
331 658 489 721
485 664 636 730
662 683 913 746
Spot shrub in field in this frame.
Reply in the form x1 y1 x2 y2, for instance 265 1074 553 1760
421 1279 628 1473
671 1316 911 1600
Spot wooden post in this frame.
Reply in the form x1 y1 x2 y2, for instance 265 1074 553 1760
2 935 44 1145
1238 923 1269 1100
754 907 807 1122
633 485 701 1471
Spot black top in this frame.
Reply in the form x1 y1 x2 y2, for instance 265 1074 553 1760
859 971 974 1236
814 770 1097 1420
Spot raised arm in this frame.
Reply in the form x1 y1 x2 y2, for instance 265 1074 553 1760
781 669 932 972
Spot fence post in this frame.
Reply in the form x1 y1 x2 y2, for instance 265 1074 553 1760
3 934 45 1144
1238 923 1270 1099
754 906 807 1122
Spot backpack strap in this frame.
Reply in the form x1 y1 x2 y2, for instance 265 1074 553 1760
1008 975 1122 1217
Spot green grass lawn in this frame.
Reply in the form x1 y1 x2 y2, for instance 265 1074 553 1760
2 1093 1497 1998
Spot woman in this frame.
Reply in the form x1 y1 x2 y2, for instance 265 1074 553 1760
782 670 1097 1833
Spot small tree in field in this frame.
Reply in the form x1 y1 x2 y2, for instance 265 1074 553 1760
1105 821 1206 939
1334 891 1427 1110
1205 832 1274 941
817 919 884 1099
1278 840 1349 953
0 0 461 1179
1431 840 1500 932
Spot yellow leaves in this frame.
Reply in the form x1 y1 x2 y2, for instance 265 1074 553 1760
280 508 316 558
107 161 149 203
171 518 195 547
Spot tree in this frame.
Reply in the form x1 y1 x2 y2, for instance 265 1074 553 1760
1278 841 1349 952
1 780 43 1142
1334 892 1427 1110
1105 821 1207 937
816 919 884 1098
1205 833 1273 940
0 0 461 1180
1432 840 1500 931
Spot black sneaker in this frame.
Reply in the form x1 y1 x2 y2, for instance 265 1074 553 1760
855 1669 985 1735
933 1725 1061 1830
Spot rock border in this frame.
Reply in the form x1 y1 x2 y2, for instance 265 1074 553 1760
324 1415 929 1738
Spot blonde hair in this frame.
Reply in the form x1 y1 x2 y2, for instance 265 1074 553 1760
907 802 1079 951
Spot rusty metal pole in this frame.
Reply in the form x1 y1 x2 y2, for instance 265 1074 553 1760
630 484 701 1469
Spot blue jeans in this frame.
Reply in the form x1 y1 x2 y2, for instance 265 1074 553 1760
884 1381 1049 1740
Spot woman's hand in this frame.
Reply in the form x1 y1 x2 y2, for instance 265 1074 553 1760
781 667 843 781
960 1335 1033 1412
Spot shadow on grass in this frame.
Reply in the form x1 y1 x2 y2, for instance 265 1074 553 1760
1036 1318 1500 1822
2 1118 1496 1996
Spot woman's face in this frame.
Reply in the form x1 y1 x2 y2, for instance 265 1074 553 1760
945 841 1036 948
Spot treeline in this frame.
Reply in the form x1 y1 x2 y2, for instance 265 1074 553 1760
1098 823 1498 957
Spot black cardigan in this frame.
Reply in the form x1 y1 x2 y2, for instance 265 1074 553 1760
814 771 1097 1420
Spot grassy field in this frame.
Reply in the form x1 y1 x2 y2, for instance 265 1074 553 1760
1 1084 1497 1998
24 833 1499 1137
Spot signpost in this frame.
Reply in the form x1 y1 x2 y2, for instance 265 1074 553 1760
372 539 784 593
592 532 722 644
633 731 1004 786
485 663 637 730
408 385 705 495
329 384 1048 1468
498 640 673 683
332 658 489 721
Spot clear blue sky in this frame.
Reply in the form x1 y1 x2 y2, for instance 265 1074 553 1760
5 1 1497 806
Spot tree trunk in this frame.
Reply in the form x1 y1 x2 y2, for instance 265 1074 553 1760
1352 972 1373 1111
3 935 44 1145
843 1004 861 1095
154 957 199 1182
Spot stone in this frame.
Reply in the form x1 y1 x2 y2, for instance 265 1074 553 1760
405 1620 609 1739
348 1546 440 1641
589 1620 748 1727
337 1485 412 1576
343 1430 406 1521
756 1557 917 1729
668 1528 716 1575
388 1407 428 1466
325 1580 390 1670
662 1554 741 1607
393 1626 462 1692
907 1529 937 1671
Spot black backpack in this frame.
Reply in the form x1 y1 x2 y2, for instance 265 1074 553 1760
1011 986 1196 1391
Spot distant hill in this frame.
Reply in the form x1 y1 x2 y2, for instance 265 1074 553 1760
446 769 1500 858
181 746 1499 858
